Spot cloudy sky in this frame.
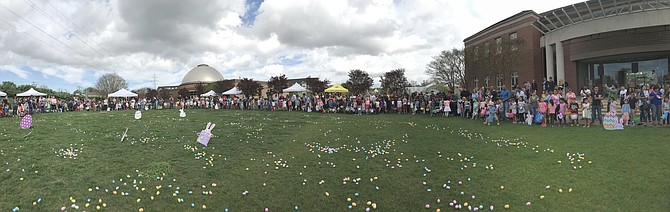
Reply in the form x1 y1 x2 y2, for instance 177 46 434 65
0 0 582 92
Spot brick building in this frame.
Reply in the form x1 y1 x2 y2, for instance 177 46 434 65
465 0 670 94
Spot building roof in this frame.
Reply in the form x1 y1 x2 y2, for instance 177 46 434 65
464 10 539 43
181 64 225 85
533 0 670 34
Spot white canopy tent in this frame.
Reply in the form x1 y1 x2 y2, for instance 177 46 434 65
200 90 218 97
283 83 307 93
108 88 138 98
16 88 47 97
222 87 242 95
0 90 6 97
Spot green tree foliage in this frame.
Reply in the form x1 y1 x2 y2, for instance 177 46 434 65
306 77 330 94
237 78 262 98
380 68 409 96
343 69 373 95
268 74 289 93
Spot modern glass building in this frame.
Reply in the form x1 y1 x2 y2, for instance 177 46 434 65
465 0 670 92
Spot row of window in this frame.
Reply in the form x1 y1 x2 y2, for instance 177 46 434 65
473 32 518 60
472 72 519 91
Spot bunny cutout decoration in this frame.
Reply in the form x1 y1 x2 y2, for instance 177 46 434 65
179 109 186 118
197 122 216 146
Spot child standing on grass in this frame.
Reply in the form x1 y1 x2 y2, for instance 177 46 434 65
464 98 471 118
443 99 451 117
479 98 488 119
539 99 547 127
663 96 670 127
621 99 631 126
472 100 479 119
569 99 580 126
457 97 464 118
510 100 518 123
582 98 591 127
517 96 526 123
609 97 618 115
484 101 499 126
558 98 568 128
548 99 557 127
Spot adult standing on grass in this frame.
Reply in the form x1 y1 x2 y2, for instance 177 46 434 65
650 85 663 126
590 86 604 125
628 88 638 126
639 85 651 126
500 85 510 120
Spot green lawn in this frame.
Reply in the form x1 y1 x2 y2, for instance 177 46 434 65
1 110 669 211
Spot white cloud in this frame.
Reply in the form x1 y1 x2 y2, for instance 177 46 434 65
0 0 583 91
0 65 29 79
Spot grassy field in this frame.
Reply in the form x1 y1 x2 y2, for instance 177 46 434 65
0 109 669 211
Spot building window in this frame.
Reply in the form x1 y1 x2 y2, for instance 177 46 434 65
509 32 518 51
474 46 479 61
485 75 490 87
474 78 479 88
510 72 519 89
496 74 504 91
495 37 502 54
484 42 490 55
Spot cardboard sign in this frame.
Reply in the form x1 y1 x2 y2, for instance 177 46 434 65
20 114 32 129
603 111 623 130
197 122 216 146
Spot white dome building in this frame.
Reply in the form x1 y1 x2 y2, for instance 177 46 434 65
181 64 225 85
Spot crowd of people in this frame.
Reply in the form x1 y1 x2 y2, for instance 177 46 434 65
1 81 669 128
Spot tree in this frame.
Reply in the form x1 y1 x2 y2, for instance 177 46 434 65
194 83 205 95
203 83 217 93
214 80 235 94
268 74 289 93
380 68 410 96
425 48 465 90
0 81 18 96
178 88 190 98
343 69 373 95
159 89 172 100
146 89 159 99
96 73 128 97
237 78 262 98
306 77 330 93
